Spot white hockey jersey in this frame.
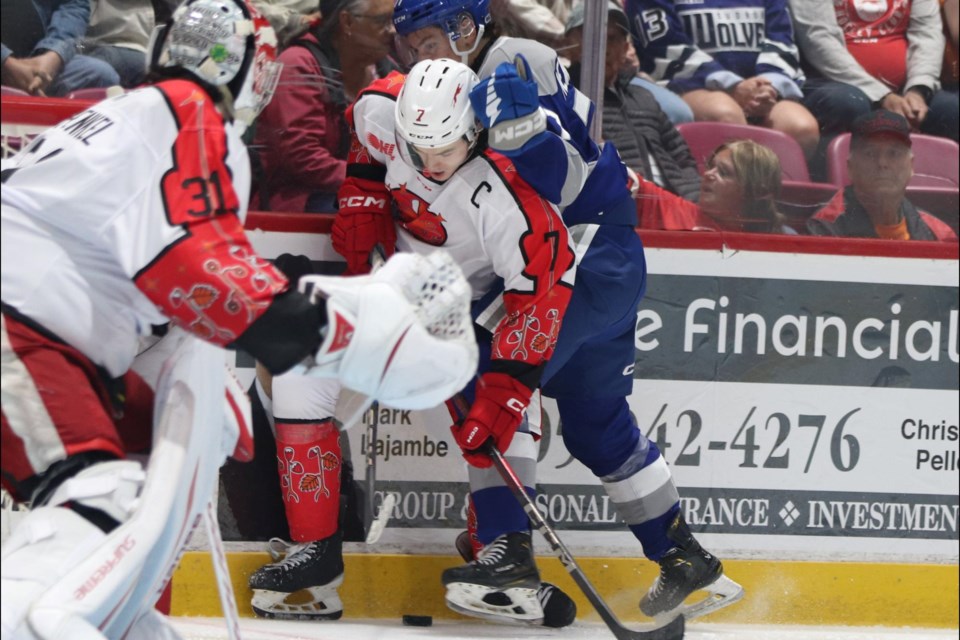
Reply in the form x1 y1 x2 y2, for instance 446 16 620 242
342 73 576 372
1 79 288 377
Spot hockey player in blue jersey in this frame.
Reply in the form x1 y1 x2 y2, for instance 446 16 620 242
624 0 820 157
332 0 745 625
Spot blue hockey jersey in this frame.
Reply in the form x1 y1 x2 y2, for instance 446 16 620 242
624 0 805 98
476 36 637 228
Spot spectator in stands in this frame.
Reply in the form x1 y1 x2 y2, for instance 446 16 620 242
943 0 959 89
808 111 958 241
254 0 322 47
791 0 960 181
564 1 693 125
638 140 795 234
82 0 177 88
252 0 399 213
565 1 700 201
490 0 570 48
625 0 820 159
1 0 119 96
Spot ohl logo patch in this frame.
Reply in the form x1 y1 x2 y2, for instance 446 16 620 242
367 132 396 160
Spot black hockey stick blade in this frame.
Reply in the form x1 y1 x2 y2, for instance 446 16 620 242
487 444 685 640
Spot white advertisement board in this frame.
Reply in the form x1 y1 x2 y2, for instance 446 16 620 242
235 229 958 563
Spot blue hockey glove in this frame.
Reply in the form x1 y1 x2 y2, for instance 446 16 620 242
470 55 547 153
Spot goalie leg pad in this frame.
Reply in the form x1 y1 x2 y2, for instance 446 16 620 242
2 460 145 640
3 332 236 639
1 505 107 640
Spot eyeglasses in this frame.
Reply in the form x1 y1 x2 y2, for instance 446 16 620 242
351 12 394 29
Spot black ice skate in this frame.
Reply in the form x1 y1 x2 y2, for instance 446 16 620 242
442 531 545 625
249 531 344 620
454 530 576 628
640 513 744 621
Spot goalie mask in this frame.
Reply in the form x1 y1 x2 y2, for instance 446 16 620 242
148 0 281 126
395 59 481 174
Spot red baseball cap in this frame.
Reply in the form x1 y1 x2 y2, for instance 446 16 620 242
851 110 912 147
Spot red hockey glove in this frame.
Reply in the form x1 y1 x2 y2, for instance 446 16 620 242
451 372 532 468
331 182 396 275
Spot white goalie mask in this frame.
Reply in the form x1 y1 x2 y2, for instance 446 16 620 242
395 59 481 172
148 0 281 127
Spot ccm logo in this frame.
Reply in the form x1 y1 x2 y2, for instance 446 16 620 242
492 110 545 144
340 195 387 209
506 398 525 413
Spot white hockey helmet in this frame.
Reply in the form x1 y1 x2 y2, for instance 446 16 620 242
148 0 281 126
395 58 481 172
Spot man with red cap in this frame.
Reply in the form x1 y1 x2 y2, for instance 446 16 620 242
808 110 958 241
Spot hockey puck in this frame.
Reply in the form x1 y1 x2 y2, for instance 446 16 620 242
402 615 433 627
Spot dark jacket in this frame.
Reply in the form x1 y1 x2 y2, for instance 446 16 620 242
808 186 958 241
571 65 700 202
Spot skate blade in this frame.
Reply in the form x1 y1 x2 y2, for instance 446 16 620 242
251 577 345 620
656 574 745 623
445 582 544 626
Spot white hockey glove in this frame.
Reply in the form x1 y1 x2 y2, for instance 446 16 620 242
299 250 478 411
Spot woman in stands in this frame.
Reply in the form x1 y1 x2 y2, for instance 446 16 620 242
637 139 795 234
252 0 398 213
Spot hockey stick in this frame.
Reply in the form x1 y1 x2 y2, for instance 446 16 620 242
203 499 243 640
485 443 685 640
363 402 397 544
362 243 397 544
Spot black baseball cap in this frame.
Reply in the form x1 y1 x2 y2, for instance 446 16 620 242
851 110 912 147
565 1 631 36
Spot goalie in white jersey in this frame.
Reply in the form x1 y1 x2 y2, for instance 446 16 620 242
0 1 477 638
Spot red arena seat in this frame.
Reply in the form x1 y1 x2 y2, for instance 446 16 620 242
826 132 960 189
676 121 812 182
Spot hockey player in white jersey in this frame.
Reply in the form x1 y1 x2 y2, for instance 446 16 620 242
365 58 587 626
247 58 580 627
332 0 743 625
0 1 477 638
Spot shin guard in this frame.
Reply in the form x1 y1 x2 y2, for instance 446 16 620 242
276 420 341 543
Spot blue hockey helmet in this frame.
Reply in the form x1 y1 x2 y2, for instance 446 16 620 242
393 0 491 40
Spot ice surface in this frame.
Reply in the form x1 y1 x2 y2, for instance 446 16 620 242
173 617 959 640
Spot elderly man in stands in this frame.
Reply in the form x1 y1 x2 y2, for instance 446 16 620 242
808 111 957 241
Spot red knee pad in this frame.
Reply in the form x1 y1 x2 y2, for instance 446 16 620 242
275 419 341 542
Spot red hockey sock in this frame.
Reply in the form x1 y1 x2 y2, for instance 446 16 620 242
275 419 341 542
465 497 483 558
